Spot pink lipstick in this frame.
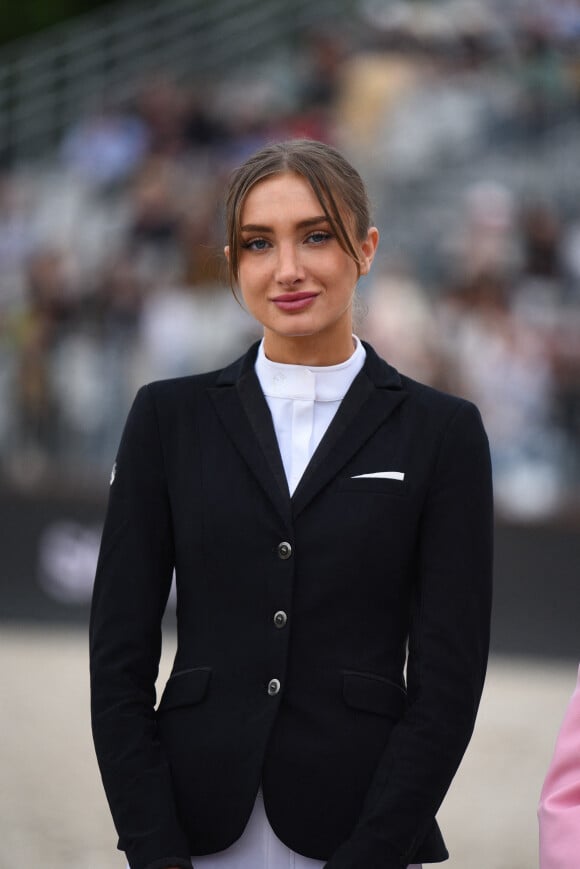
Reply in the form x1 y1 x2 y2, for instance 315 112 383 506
272 292 318 312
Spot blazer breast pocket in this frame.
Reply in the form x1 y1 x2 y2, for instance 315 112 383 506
338 476 408 497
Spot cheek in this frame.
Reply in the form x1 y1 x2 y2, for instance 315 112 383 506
332 264 359 298
328 250 359 283
238 272 267 316
237 263 262 298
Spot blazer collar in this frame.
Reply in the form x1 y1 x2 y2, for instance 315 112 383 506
210 341 407 521
215 340 403 390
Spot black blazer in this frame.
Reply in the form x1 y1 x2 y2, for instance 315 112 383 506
90 341 493 869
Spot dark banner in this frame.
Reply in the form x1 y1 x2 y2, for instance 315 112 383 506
1 485 578 659
1 484 106 623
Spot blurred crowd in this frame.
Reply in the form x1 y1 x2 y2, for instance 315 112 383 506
1 0 580 522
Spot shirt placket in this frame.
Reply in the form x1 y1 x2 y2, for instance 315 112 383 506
289 398 314 495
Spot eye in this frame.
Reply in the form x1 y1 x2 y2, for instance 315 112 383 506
306 231 333 245
242 237 270 251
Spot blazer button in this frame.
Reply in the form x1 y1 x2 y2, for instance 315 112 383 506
277 541 292 560
273 610 287 629
267 678 281 696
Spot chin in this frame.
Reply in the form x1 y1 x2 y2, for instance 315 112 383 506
273 327 319 339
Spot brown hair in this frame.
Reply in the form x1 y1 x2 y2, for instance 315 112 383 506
225 139 372 287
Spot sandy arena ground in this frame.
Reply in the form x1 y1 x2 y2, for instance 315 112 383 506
0 626 576 869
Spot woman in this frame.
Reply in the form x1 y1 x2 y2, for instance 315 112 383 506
538 664 580 868
90 139 493 869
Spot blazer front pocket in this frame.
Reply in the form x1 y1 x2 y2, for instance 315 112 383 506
342 671 407 720
157 666 211 714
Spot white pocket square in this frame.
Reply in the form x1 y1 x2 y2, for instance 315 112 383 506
351 471 405 481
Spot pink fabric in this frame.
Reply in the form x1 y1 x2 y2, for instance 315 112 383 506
538 664 580 868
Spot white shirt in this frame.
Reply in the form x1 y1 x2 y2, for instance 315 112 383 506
255 337 366 494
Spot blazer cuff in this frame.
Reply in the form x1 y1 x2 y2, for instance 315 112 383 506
143 859 192 869
324 832 405 869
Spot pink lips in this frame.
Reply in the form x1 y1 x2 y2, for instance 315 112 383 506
271 292 318 312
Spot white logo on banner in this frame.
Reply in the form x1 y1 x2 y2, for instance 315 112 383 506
37 520 177 608
38 521 102 604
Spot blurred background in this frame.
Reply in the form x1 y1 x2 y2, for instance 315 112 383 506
1 0 580 867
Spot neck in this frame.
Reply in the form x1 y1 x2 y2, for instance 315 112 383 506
263 330 356 367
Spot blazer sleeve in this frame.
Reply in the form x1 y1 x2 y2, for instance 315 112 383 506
326 399 494 869
538 665 580 869
89 385 192 869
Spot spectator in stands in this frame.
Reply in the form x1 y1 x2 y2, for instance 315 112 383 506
136 77 191 158
0 172 38 310
520 200 565 283
127 156 186 283
360 257 444 387
14 249 77 474
516 22 573 134
60 101 149 190
438 266 566 520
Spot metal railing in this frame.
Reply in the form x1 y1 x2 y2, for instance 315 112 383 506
0 0 354 163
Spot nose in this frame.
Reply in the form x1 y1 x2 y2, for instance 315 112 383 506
274 242 305 287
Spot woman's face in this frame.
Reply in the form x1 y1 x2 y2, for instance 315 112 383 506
228 171 378 364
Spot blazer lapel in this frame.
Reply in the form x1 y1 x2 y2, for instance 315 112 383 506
291 343 407 518
236 369 290 502
208 341 407 525
208 343 291 527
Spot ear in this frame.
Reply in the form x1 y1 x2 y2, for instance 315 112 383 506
358 227 379 276
224 245 230 262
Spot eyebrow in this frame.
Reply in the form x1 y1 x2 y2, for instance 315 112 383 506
240 216 330 233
